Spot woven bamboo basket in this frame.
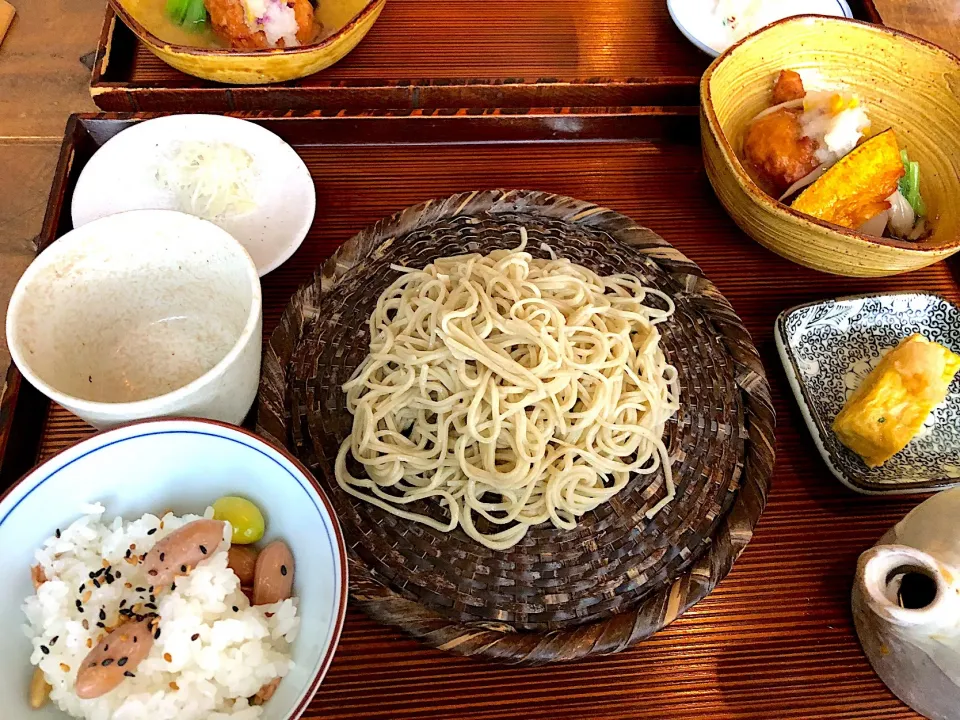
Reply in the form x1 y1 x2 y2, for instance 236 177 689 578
258 190 775 664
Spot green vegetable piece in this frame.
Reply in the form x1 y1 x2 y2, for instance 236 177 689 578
213 496 265 545
898 149 926 217
166 0 208 29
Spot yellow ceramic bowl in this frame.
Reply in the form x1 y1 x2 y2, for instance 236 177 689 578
701 15 960 277
110 0 385 85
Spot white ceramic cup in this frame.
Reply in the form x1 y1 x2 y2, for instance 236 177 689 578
6 210 262 429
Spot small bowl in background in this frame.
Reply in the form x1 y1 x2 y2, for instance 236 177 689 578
6 210 262 429
667 0 853 57
110 0 386 85
775 292 960 494
0 418 348 720
701 15 960 277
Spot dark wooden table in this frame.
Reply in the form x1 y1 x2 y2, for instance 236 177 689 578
5 110 956 719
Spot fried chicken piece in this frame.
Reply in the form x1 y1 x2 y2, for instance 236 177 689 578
742 108 820 197
205 0 315 49
772 70 806 105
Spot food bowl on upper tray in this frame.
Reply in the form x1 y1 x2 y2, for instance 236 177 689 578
0 418 347 720
776 292 960 494
257 189 775 664
109 0 385 84
701 15 960 277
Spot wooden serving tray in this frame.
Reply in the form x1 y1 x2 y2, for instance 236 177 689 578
4 109 953 718
90 0 883 112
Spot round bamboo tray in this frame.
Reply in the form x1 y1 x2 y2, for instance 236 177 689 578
258 190 775 664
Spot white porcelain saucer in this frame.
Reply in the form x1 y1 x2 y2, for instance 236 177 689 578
71 115 316 277
667 0 854 57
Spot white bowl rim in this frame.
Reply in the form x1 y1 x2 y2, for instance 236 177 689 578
5 209 263 418
666 3 853 58
0 416 350 719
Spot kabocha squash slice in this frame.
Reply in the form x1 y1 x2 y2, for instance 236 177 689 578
792 129 905 229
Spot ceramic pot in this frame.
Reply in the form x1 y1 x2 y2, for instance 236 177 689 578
853 488 960 719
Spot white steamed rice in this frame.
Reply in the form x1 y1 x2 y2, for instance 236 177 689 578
23 503 299 720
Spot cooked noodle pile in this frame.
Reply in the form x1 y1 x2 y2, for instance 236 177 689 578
334 231 679 550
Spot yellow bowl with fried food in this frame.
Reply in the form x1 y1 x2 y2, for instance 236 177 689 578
109 0 385 85
701 15 960 277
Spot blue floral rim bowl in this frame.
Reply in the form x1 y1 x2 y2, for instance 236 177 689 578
775 292 960 494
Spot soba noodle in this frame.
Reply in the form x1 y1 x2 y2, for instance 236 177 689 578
334 231 679 550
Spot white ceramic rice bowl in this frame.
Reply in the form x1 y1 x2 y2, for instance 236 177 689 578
0 419 348 720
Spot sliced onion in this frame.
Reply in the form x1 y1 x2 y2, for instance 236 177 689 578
779 163 829 202
908 217 928 242
857 210 890 238
886 190 916 237
750 98 805 123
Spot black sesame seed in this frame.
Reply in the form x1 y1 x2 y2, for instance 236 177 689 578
135 587 146 593
145 603 157 610
159 552 165 561
55 529 61 539
99 609 106 621
78 607 84 614
88 572 96 579
132 636 138 643
40 645 49 655
147 528 157 535
103 645 109 652
124 671 135 678
148 586 154 593
280 565 288 576
232 606 239 612
154 628 161 640
171 582 177 591
93 579 101 589
191 633 199 641
115 571 121 579
125 549 132 558
94 568 105 577
76 599 83 608
79 584 85 593
120 600 127 608
105 575 114 585
96 622 105 628
117 657 128 667
199 545 207 555
49 636 59 646
148 570 158 577
180 565 187 573
101 659 114 667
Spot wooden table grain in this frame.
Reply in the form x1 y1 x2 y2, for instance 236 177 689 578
17 111 955 719
873 0 960 57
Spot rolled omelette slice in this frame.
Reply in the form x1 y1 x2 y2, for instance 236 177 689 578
832 333 960 468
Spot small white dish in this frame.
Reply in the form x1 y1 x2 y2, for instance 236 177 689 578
775 292 960 495
70 115 316 277
6 209 262 429
0 418 348 720
667 1 854 57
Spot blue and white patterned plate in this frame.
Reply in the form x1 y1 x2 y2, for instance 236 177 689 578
775 292 960 494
